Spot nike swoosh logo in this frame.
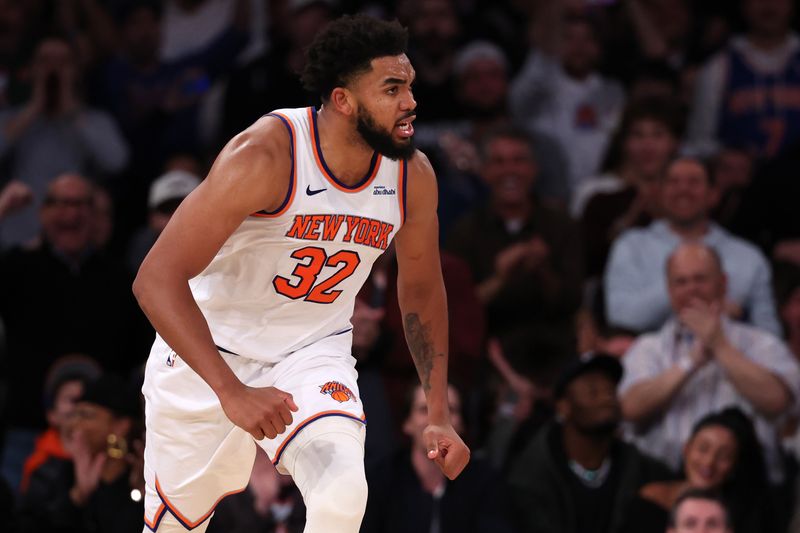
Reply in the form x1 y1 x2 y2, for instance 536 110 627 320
306 185 327 196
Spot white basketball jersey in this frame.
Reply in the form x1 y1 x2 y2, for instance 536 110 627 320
189 107 407 362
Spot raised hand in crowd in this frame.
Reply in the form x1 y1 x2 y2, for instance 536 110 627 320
438 131 480 174
609 177 662 240
0 181 34 219
64 427 107 506
680 298 724 351
494 237 550 280
4 39 81 143
488 338 539 422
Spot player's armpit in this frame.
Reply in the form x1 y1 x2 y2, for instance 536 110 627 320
140 116 293 282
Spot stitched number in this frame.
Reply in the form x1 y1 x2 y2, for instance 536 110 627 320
307 250 360 303
272 247 327 299
273 247 361 303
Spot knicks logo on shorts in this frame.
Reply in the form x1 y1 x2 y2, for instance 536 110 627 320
319 381 355 403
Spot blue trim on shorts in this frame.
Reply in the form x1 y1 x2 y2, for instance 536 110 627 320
217 327 352 360
272 412 366 466
144 505 167 531
154 483 203 531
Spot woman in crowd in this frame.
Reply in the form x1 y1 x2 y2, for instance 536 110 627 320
574 96 681 278
621 407 776 533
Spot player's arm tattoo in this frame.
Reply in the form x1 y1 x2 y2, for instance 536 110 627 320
403 313 444 392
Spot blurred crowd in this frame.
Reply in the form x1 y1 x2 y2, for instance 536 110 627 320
1 0 800 532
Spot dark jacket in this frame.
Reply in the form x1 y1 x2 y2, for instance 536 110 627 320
508 422 672 533
17 457 143 533
362 449 517 533
446 202 583 374
0 242 150 429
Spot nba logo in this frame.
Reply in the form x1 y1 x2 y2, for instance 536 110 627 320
166 352 175 367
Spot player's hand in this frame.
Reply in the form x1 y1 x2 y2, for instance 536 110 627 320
423 423 470 480
0 181 34 219
219 385 299 440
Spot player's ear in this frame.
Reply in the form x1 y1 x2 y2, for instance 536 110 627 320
329 87 355 116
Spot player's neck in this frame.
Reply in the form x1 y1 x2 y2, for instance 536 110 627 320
316 106 377 187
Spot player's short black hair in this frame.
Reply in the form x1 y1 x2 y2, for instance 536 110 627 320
301 14 408 101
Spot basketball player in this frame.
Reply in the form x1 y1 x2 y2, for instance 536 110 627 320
133 15 470 533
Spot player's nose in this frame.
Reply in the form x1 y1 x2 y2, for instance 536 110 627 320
401 91 416 112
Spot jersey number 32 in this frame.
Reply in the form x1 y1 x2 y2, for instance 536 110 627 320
272 246 361 304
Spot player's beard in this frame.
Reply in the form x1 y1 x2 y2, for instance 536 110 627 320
356 106 416 161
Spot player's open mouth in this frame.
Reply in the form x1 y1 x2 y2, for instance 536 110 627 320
395 118 415 138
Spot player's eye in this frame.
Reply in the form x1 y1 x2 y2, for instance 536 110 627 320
387 86 398 95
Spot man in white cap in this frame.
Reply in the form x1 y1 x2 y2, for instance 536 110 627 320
126 170 201 272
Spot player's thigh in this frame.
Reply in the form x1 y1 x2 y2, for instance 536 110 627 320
252 351 365 472
142 341 259 530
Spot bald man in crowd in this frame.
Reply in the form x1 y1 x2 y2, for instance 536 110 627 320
618 243 800 483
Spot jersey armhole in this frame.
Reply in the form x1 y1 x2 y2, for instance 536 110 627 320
252 112 296 218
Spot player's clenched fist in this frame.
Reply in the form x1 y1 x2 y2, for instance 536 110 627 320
218 384 299 439
424 424 470 480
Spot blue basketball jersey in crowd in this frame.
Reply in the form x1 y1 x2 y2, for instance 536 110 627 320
718 45 800 158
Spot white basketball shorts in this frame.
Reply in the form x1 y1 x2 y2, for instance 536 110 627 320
141 334 365 531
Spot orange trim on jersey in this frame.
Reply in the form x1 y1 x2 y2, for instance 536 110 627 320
250 112 297 218
271 410 367 466
307 107 382 193
154 476 247 530
398 159 407 225
144 503 166 531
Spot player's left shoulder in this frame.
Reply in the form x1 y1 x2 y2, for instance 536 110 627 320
404 149 438 198
395 150 438 229
405 149 435 179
